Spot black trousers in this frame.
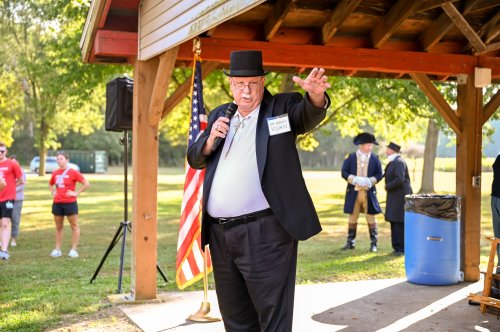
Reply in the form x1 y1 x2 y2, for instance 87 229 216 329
209 214 298 332
390 222 405 253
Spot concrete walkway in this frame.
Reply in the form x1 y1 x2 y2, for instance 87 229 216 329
119 278 499 332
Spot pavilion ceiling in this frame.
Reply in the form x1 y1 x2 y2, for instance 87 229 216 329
83 0 500 81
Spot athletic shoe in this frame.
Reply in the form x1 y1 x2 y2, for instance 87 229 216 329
50 249 62 258
0 250 9 260
10 240 17 247
68 249 79 258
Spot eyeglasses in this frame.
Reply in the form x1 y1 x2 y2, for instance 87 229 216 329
231 79 262 90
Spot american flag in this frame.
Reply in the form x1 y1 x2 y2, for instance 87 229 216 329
176 59 212 289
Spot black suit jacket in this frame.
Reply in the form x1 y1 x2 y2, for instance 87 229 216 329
187 89 329 247
384 155 413 223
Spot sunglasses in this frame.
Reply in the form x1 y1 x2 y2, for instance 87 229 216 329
0 150 6 154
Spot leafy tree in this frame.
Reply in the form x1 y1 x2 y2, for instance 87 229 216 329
0 0 127 174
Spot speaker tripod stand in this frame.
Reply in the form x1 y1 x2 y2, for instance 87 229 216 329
89 130 168 293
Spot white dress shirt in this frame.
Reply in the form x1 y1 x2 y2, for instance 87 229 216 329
207 106 270 217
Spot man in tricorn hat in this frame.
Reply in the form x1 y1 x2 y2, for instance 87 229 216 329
188 50 330 331
384 142 412 255
341 132 383 252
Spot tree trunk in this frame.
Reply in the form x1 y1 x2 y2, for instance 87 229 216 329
419 118 439 193
280 73 295 93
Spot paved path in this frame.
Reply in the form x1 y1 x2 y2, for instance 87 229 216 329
119 278 499 331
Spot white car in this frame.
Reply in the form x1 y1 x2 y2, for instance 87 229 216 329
29 156 80 173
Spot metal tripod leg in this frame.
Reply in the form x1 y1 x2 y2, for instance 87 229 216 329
89 221 128 285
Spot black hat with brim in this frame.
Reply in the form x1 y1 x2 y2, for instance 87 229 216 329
353 132 378 145
223 50 268 77
387 142 401 153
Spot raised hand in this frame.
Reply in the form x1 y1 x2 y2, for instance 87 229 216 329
293 68 330 95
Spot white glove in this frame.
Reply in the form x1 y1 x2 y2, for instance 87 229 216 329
359 177 373 188
352 176 361 186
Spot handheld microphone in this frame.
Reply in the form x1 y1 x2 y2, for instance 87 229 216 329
211 102 238 151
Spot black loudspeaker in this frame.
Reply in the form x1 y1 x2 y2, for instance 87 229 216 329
105 77 134 132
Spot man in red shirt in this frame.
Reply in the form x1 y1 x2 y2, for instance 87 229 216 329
48 152 89 258
0 143 25 260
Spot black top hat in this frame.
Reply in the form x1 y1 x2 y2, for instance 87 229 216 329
353 132 378 145
223 50 268 77
387 142 401 153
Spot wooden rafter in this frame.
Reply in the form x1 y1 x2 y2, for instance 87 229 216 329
161 61 220 120
481 11 500 44
441 2 486 53
417 0 458 12
321 0 361 44
264 0 297 41
483 90 500 125
148 47 179 126
410 73 462 134
419 2 478 51
371 0 421 49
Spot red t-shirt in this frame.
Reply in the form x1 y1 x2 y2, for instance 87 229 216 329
0 158 23 202
49 168 86 203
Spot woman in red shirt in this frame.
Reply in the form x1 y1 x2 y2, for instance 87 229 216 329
48 152 89 258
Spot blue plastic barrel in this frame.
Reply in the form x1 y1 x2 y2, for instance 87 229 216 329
404 195 461 285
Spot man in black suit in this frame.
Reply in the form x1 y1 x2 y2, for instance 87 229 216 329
384 142 412 255
187 50 330 332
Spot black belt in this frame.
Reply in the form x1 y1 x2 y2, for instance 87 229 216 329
209 208 273 229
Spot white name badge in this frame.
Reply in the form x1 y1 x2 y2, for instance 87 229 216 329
267 114 291 136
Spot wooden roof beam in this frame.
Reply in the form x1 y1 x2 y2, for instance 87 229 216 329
482 11 500 44
410 72 462 134
441 2 486 54
419 2 478 52
417 0 458 12
177 37 483 77
94 30 138 58
371 0 421 49
264 0 297 41
483 90 500 125
321 0 361 44
161 61 220 120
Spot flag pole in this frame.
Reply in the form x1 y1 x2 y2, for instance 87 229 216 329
187 37 220 323
188 245 220 322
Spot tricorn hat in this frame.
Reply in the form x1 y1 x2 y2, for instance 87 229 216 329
223 50 268 77
387 142 401 153
353 132 378 145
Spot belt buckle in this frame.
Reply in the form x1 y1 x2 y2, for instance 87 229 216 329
218 217 232 225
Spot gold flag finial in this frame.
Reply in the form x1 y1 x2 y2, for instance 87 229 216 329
193 37 201 56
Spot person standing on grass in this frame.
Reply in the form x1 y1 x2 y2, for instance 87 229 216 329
188 50 330 332
9 155 26 247
0 143 24 260
48 152 89 258
384 142 412 256
341 133 383 252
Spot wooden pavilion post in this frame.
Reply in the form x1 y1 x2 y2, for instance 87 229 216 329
131 47 178 300
456 72 483 282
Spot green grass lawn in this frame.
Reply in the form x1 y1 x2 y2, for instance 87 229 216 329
0 167 495 331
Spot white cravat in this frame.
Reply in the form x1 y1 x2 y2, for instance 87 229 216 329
207 106 270 217
387 153 400 163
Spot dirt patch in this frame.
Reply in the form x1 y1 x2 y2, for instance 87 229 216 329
48 306 141 332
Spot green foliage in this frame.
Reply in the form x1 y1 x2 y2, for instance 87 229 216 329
0 0 128 160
